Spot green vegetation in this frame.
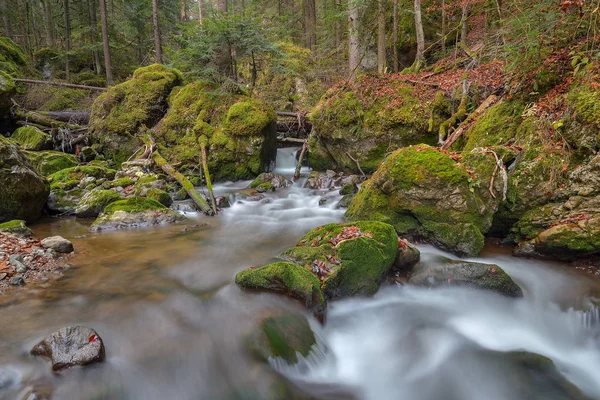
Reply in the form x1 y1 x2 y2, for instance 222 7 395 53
24 151 79 176
102 197 166 215
0 219 32 236
75 189 122 217
10 126 51 151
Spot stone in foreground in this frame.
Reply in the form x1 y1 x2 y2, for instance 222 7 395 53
408 257 522 297
40 236 74 253
90 197 185 231
30 326 105 371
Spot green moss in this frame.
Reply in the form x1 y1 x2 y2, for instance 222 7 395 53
75 189 121 217
24 151 78 176
135 175 158 186
0 219 31 236
246 313 316 364
236 262 326 317
102 197 166 215
48 165 116 186
111 177 134 188
41 88 91 111
10 126 51 151
145 188 172 206
0 36 26 77
461 100 525 151
222 100 276 137
568 83 600 126
339 182 357 196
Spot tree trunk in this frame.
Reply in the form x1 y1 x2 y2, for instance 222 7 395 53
89 0 102 74
217 0 227 12
42 0 54 46
0 0 12 38
334 0 341 48
200 143 217 214
304 0 316 50
460 0 470 46
179 0 187 22
64 0 71 82
99 0 113 86
348 0 360 79
413 0 425 68
377 0 386 74
152 0 163 64
392 0 398 72
441 0 446 52
197 0 203 23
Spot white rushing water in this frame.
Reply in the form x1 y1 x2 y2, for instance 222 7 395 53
0 147 599 400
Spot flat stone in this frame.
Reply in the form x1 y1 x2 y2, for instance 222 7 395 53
10 276 24 286
40 236 73 254
13 261 26 274
9 254 24 265
30 326 105 371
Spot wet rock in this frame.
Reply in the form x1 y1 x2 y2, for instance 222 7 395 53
0 137 49 223
318 198 328 206
90 197 186 231
304 170 361 190
75 188 122 217
23 151 79 177
280 221 400 300
249 173 292 191
346 145 503 257
236 262 326 319
0 220 32 237
245 312 317 365
41 236 73 254
9 254 24 265
10 126 52 151
339 182 358 196
13 261 27 274
395 239 421 270
216 196 230 208
78 146 97 162
30 326 105 371
336 194 354 209
408 257 522 297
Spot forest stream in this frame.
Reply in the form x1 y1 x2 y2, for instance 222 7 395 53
1 148 600 400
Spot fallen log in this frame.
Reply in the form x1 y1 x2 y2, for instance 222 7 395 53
144 136 214 216
39 111 90 124
278 137 306 144
13 78 108 92
15 109 85 130
200 142 217 214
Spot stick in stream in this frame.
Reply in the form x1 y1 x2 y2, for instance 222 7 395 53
200 142 218 214
144 137 215 215
294 140 308 181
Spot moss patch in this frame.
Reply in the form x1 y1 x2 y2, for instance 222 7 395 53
10 126 51 151
0 219 32 236
24 151 79 176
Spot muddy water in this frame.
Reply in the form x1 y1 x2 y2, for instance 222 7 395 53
0 148 599 400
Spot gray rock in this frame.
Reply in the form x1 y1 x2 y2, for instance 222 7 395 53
41 236 73 253
216 196 230 208
30 326 105 371
10 276 24 286
337 194 355 208
13 261 27 274
9 254 24 265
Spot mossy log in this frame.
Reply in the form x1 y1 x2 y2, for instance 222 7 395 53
13 78 107 92
200 142 217 213
15 109 85 130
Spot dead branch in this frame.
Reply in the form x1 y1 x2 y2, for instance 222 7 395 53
13 78 108 92
346 152 366 178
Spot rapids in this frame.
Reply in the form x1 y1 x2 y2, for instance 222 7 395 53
0 148 598 400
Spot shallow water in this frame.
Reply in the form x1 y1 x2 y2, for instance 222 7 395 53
0 148 599 400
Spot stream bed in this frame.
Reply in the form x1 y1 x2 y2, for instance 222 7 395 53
0 148 599 400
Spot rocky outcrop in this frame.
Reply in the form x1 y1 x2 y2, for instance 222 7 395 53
0 137 49 223
90 197 185 231
346 145 503 256
31 326 105 371
408 256 523 297
47 165 116 213
40 236 74 254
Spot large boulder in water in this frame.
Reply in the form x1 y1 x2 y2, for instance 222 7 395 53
47 165 116 213
346 145 504 256
309 77 449 173
89 64 183 165
90 197 185 231
0 137 49 223
408 256 522 297
30 326 105 371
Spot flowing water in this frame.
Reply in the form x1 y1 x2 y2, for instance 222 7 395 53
0 148 599 400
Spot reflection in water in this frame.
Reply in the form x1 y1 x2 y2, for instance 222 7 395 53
0 148 599 399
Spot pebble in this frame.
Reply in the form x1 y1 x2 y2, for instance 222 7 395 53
10 276 25 286
13 261 27 274
0 273 6 281
9 254 24 265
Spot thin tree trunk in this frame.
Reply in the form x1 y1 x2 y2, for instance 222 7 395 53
179 0 186 22
413 0 425 69
89 0 102 74
460 0 470 46
152 0 163 64
304 0 316 50
0 0 12 38
42 0 54 46
377 0 386 73
200 143 217 214
217 0 227 12
30 2 41 49
64 0 71 82
441 0 446 52
393 0 398 72
348 0 360 79
197 0 203 23
99 0 113 86
334 0 341 48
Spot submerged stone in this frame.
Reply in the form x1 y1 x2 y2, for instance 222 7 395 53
89 197 185 231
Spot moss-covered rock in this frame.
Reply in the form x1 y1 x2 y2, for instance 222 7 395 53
408 256 522 297
48 165 116 191
89 197 185 231
145 188 172 207
309 77 448 173
281 221 400 299
346 145 502 256
10 126 52 151
0 136 49 223
155 82 277 182
245 312 317 365
249 173 292 191
0 36 26 116
89 64 183 165
0 219 32 236
24 151 79 176
236 262 326 319
74 188 122 217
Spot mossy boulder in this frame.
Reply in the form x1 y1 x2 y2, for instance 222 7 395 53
249 173 292 191
0 220 32 236
0 36 26 115
155 82 277 182
89 64 183 165
0 137 49 223
309 77 448 173
48 165 116 191
74 188 122 217
24 151 79 176
89 197 185 231
245 312 317 365
346 145 503 256
236 262 326 318
281 221 401 299
47 166 116 213
10 126 52 151
145 188 172 207
408 256 522 297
